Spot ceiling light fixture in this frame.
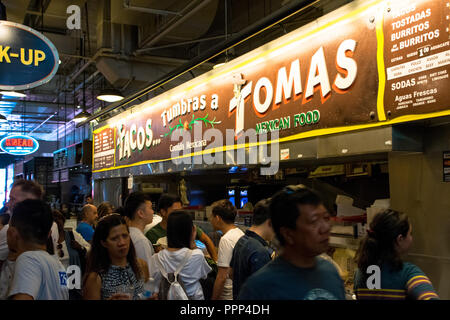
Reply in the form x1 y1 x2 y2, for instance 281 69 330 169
73 110 91 123
0 91 26 98
96 89 124 103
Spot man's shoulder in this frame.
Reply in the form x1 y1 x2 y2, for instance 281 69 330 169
76 221 91 230
16 251 58 268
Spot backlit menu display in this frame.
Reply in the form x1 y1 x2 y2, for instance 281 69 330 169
93 127 115 170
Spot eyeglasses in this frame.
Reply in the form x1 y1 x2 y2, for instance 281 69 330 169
57 243 64 258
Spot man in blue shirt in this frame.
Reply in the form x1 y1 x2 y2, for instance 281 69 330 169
230 199 275 299
238 185 345 300
76 204 97 243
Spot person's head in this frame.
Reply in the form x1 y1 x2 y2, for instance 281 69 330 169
252 199 275 241
0 213 10 227
210 199 237 230
85 214 142 279
356 209 411 274
81 204 98 225
158 194 182 220
85 195 93 205
7 179 44 211
97 202 114 219
269 185 330 257
52 209 66 234
124 192 154 224
61 203 69 212
167 210 195 249
7 200 53 252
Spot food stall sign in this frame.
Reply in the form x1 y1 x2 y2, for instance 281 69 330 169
92 0 450 172
0 135 39 155
0 21 59 90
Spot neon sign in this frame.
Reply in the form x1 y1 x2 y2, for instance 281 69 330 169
0 135 39 155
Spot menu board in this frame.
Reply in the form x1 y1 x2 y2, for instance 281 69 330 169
93 127 115 170
444 151 450 182
384 0 450 117
53 148 67 169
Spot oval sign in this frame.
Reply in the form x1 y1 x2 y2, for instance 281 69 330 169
0 21 59 90
0 135 40 156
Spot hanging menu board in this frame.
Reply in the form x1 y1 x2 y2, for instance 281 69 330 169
384 0 450 117
93 127 115 170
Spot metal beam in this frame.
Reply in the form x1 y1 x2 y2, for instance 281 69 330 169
123 0 182 16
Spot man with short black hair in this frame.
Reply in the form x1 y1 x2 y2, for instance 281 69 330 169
230 199 275 299
210 199 244 300
0 180 62 299
238 186 345 300
124 192 155 273
7 199 69 300
76 204 97 243
145 194 217 261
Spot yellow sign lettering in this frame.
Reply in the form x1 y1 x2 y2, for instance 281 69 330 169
20 48 33 65
34 50 45 66
0 45 11 63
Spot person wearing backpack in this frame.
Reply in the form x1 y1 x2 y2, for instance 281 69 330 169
148 210 212 300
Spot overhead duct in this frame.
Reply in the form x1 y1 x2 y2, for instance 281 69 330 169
95 0 219 93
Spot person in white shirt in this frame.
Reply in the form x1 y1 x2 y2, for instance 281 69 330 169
0 179 60 299
124 192 155 274
7 199 69 300
149 210 211 300
209 199 244 300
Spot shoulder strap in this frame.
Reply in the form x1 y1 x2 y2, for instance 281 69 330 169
154 253 169 280
174 249 193 277
155 250 193 283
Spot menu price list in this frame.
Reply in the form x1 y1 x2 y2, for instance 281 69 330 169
384 0 450 117
93 128 115 170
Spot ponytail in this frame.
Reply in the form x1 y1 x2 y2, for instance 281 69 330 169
356 209 410 279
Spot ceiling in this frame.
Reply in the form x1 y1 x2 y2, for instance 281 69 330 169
0 0 351 144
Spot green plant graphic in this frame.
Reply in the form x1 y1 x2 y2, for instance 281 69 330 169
162 114 221 137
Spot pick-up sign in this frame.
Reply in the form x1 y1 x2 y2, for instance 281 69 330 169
0 21 59 90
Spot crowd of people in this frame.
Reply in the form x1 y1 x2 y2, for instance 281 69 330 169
0 179 440 300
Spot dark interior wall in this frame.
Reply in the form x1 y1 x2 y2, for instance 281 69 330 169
389 124 450 299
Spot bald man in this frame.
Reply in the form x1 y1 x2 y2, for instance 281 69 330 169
76 204 98 243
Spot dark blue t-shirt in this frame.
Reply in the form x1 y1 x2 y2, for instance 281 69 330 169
76 222 94 242
230 230 273 299
238 256 345 300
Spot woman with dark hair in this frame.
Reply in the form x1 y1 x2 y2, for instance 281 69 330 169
354 209 439 300
148 210 211 300
97 202 113 219
83 214 149 300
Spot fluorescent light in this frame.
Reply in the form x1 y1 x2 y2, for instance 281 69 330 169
213 62 226 69
0 91 26 98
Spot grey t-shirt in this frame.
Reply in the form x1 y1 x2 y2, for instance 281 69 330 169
9 250 69 300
